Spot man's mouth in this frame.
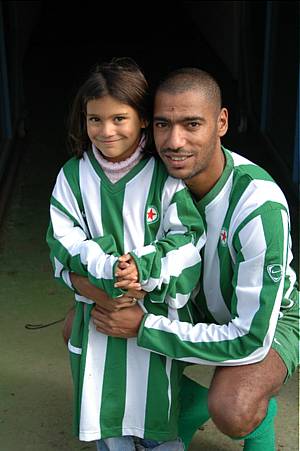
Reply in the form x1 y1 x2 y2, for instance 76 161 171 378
163 153 193 162
167 155 190 161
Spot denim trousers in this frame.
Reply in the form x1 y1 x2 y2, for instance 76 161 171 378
96 436 184 451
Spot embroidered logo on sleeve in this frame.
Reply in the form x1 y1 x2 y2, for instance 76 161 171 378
220 228 228 246
267 264 283 282
146 206 159 224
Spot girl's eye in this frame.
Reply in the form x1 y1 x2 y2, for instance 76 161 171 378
88 117 100 123
115 116 126 122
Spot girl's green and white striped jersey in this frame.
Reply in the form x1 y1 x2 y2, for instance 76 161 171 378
47 151 204 441
138 148 299 366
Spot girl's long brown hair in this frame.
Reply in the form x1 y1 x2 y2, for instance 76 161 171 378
68 57 153 158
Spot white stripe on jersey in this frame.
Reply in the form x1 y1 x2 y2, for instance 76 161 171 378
121 173 152 435
203 173 233 323
195 232 207 252
142 243 200 297
52 169 88 233
78 240 117 280
133 245 156 258
68 341 82 354
123 159 154 253
51 205 87 250
235 215 266 331
142 315 266 366
231 152 256 166
54 256 64 278
163 202 187 234
284 239 297 302
165 358 172 421
61 269 73 290
265 210 289 331
156 177 185 239
79 322 108 441
75 293 94 304
228 179 289 246
166 292 191 309
122 339 151 436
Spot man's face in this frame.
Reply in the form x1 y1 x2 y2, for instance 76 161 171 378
153 89 228 182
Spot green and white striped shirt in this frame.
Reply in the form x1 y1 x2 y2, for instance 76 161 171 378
138 148 299 366
47 151 204 441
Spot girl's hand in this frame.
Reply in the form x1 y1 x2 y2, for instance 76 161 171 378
115 254 140 290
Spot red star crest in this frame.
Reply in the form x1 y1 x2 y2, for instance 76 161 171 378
146 206 159 224
220 228 228 246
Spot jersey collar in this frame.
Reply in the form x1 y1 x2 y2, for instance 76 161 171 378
196 146 234 211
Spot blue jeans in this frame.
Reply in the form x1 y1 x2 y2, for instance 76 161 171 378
96 436 184 450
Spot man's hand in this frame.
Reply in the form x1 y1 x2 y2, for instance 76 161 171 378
115 254 141 290
91 303 145 338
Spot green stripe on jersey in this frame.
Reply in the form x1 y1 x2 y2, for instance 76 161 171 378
142 300 184 439
100 338 127 437
143 352 170 439
236 164 275 182
100 181 125 254
233 202 288 240
144 159 168 245
97 161 128 431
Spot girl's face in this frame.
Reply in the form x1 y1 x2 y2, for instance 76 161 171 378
86 95 146 162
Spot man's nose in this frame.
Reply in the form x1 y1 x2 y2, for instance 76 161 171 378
165 126 186 149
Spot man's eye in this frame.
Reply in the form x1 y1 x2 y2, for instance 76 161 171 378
154 122 167 128
188 122 200 128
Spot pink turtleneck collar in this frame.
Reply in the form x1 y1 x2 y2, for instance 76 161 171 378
92 136 145 183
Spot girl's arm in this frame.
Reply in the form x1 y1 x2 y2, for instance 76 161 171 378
128 185 205 308
46 164 136 298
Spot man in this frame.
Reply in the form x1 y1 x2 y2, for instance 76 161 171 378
70 68 299 450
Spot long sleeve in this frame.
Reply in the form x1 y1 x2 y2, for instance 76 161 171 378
46 164 123 298
137 205 291 365
130 185 205 308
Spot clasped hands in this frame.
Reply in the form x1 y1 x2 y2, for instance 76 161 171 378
91 253 145 338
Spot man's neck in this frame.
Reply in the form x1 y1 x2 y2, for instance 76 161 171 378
186 149 226 201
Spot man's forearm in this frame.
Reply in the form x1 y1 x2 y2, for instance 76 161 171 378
70 272 146 312
70 272 108 305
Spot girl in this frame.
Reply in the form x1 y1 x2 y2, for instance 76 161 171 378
46 58 205 451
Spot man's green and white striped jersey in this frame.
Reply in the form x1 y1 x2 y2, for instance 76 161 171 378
138 148 299 366
47 151 205 441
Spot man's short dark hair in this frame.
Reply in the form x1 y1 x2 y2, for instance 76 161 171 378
156 68 222 111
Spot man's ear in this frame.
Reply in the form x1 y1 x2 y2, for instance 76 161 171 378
218 108 228 137
141 119 149 129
